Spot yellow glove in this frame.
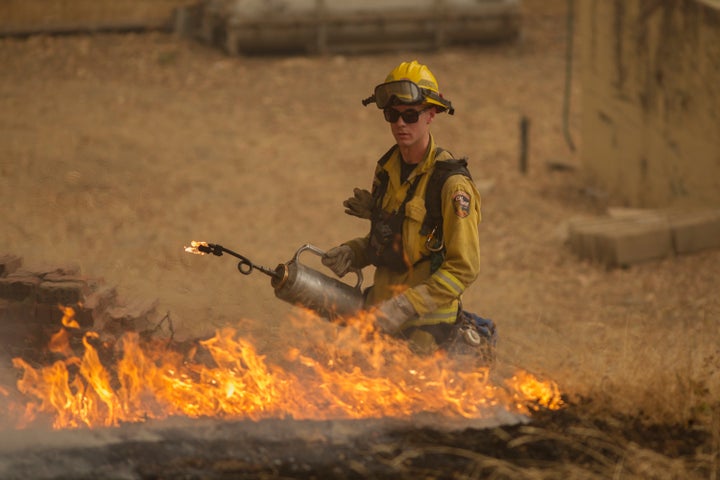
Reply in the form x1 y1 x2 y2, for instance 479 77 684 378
343 188 373 219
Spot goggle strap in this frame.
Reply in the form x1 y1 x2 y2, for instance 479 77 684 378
362 95 376 107
421 89 454 115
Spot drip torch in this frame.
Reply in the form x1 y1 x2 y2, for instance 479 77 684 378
185 241 364 320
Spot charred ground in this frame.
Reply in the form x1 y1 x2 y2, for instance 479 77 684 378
0 402 712 479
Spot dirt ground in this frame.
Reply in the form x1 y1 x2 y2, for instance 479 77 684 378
1 1 719 477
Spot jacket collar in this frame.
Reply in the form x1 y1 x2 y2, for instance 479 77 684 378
384 134 439 184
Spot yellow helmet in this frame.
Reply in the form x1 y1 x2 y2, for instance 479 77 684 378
362 60 454 115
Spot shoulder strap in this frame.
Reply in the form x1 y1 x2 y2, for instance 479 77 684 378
420 157 472 235
371 145 398 208
378 145 397 167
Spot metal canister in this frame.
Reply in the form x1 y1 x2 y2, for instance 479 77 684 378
270 244 364 320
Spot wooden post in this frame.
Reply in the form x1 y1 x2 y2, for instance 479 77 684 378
519 115 530 174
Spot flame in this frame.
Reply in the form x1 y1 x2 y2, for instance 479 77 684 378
506 370 565 411
48 305 80 357
184 240 209 255
4 307 563 430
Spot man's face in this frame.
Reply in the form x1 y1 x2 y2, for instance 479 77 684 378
386 104 435 149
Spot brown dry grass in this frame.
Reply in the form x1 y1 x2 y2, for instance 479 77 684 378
0 1 718 476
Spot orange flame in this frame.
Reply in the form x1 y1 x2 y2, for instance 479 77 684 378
48 305 80 357
506 370 565 411
5 307 563 430
184 240 209 255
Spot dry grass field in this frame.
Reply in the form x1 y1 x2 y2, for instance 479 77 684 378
0 1 719 477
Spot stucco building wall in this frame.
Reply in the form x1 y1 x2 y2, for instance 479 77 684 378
577 0 720 208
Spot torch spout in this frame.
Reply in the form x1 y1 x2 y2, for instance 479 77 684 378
186 241 282 279
197 243 223 256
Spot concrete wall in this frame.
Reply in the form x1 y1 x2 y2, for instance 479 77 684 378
0 0 195 34
197 0 520 55
577 0 720 208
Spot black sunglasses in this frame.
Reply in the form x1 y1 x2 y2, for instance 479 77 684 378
383 106 432 124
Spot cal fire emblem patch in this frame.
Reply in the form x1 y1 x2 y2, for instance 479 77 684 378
453 191 471 218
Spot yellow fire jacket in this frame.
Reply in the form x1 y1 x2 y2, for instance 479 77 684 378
345 135 482 329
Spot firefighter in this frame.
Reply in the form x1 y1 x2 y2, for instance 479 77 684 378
322 60 482 354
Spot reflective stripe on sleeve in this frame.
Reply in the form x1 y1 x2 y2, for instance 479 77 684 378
406 301 459 327
433 269 464 296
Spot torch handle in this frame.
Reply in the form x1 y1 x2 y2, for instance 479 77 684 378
293 243 363 290
200 243 281 279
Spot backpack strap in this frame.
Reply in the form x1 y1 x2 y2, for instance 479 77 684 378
420 157 472 236
421 156 472 273
378 145 397 167
371 145 398 209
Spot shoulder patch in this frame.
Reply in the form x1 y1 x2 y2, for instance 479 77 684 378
453 191 471 218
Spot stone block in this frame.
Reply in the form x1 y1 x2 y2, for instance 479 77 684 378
566 217 619 260
104 298 159 335
76 286 119 328
567 215 673 267
0 299 49 359
33 303 67 327
0 274 42 301
37 280 90 306
36 264 82 278
669 209 720 254
596 219 673 267
0 255 22 277
42 272 84 283
0 299 34 330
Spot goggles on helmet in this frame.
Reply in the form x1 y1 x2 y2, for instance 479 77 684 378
374 80 424 108
362 80 454 115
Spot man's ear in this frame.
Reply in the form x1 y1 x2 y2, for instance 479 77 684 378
427 107 437 123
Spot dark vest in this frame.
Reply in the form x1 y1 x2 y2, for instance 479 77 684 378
366 145 472 273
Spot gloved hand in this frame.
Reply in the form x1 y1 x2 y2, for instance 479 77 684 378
343 188 373 219
321 245 354 277
373 294 418 333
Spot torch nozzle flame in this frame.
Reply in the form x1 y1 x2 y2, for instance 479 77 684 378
184 240 210 255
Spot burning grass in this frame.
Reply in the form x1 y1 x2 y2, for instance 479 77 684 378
0 311 717 479
2 306 562 431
